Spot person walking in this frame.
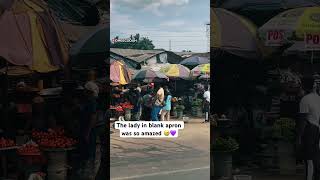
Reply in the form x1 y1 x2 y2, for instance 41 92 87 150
161 89 172 121
151 87 164 121
203 85 210 123
297 77 320 180
132 88 142 121
142 90 153 120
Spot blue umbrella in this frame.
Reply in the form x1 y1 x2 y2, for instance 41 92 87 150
180 56 209 66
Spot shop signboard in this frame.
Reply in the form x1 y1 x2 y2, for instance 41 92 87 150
265 30 285 46
304 33 320 50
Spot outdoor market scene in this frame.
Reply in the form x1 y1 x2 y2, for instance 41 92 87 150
109 50 211 179
0 0 108 179
212 1 320 180
109 51 210 123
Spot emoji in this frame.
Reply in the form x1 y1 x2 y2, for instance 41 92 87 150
170 130 176 136
164 130 170 136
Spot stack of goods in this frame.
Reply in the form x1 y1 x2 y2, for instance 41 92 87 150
32 128 77 149
18 141 46 165
110 102 134 112
0 137 16 149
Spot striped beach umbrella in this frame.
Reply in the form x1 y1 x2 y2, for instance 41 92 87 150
160 64 190 79
191 64 210 77
132 69 169 83
110 60 131 85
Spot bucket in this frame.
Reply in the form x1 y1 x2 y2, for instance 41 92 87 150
47 168 68 180
176 111 183 119
213 152 233 179
233 175 252 180
124 109 131 121
278 141 296 175
46 151 68 180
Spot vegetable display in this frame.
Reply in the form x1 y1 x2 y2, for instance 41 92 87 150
0 138 15 148
18 143 41 155
212 137 239 152
110 102 133 112
32 128 77 149
272 118 295 142
191 98 203 107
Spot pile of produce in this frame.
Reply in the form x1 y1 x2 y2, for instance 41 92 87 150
31 128 65 140
0 137 15 148
212 137 239 152
17 141 41 155
119 102 134 109
273 118 295 142
110 102 133 112
32 128 77 149
110 105 123 112
18 141 47 164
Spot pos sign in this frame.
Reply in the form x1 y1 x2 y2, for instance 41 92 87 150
265 30 285 46
305 34 320 50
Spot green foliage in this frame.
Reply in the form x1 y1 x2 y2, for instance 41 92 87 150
212 137 239 152
175 105 185 111
111 34 155 50
272 118 295 142
191 98 203 107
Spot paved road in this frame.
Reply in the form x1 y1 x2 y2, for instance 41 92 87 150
110 119 210 180
111 167 210 180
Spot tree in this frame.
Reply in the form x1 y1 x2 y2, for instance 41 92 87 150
111 34 155 50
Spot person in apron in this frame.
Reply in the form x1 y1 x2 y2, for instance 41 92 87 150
297 77 320 180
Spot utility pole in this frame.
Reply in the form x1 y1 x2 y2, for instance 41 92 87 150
206 23 210 52
169 40 171 51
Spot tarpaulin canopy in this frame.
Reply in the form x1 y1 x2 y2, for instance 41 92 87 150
0 0 69 73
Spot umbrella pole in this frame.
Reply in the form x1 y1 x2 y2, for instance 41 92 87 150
312 50 314 73
3 61 9 130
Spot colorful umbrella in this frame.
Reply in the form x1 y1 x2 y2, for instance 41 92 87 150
284 41 320 62
259 7 320 46
69 24 108 68
160 64 190 79
180 56 209 66
110 60 131 85
132 69 169 83
70 24 108 56
0 0 69 73
199 74 210 80
191 64 210 77
211 8 272 59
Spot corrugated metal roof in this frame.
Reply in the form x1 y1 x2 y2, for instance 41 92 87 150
110 48 165 63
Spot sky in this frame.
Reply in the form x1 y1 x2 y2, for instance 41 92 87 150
110 0 210 53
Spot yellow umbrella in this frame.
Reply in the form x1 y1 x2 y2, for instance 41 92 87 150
191 64 210 77
16 0 60 73
211 8 273 59
160 64 190 79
